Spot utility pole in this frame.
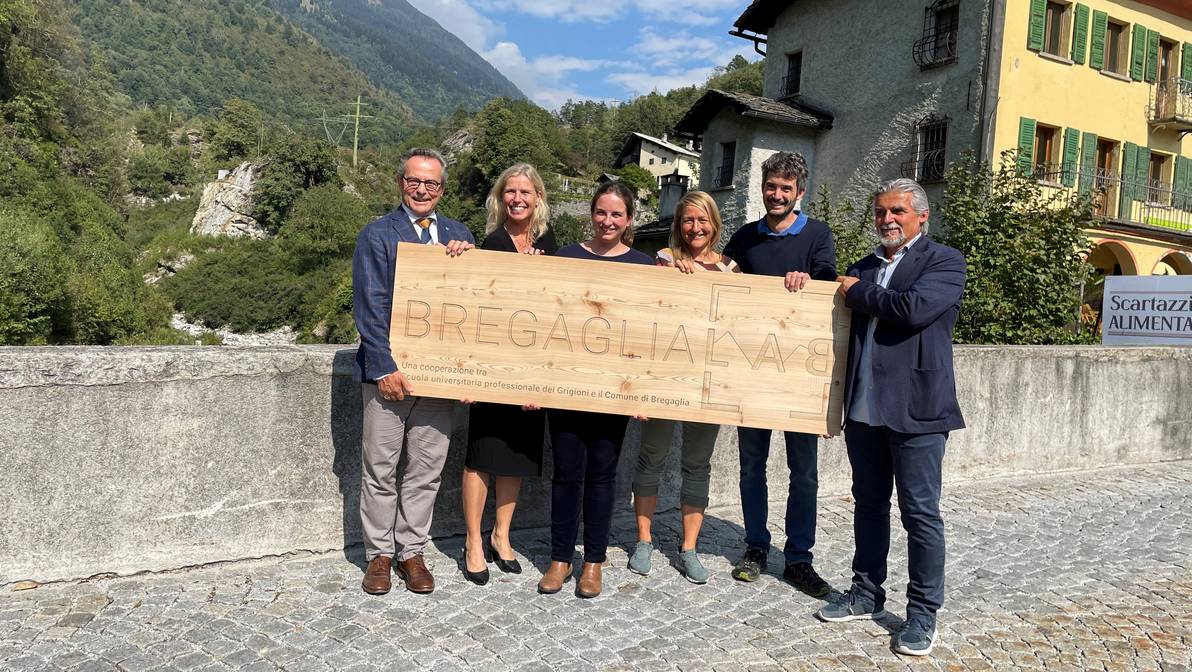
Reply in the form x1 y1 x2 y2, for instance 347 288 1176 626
350 95 375 169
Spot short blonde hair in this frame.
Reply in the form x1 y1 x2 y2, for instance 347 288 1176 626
669 191 723 262
484 163 550 241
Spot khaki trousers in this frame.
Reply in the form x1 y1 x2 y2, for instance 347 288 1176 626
360 384 455 561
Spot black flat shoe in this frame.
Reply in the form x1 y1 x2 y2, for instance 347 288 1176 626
463 543 490 585
486 533 523 574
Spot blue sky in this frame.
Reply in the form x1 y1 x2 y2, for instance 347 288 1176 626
405 0 761 109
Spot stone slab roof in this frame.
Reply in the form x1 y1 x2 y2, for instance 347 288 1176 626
674 89 833 138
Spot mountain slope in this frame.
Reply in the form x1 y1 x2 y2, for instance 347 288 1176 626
69 0 419 145
271 0 524 121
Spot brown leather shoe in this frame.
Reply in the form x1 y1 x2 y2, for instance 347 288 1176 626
395 555 435 593
537 560 573 594
361 556 392 595
576 561 602 598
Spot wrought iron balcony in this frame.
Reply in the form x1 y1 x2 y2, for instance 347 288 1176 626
713 161 734 188
1033 163 1192 235
912 27 957 70
780 75 799 97
1148 77 1192 132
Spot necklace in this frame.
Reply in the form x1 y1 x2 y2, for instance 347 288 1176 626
506 226 532 253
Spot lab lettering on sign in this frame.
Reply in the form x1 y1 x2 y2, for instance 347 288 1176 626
1102 275 1192 345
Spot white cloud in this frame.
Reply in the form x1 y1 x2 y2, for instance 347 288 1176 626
405 0 503 51
475 0 627 22
482 41 616 108
607 66 717 96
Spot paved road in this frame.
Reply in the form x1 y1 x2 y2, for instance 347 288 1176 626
2 463 1190 671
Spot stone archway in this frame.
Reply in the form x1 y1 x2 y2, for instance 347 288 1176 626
1152 251 1192 275
1087 239 1139 276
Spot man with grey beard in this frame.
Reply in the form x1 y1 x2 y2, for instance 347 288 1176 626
817 178 966 658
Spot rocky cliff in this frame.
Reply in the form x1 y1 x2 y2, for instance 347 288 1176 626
189 163 266 239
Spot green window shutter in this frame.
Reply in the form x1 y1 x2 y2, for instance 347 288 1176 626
1071 4 1090 65
1130 24 1146 81
1120 142 1138 219
1183 43 1192 81
1145 30 1160 82
1090 11 1108 70
1017 117 1037 176
1062 128 1080 187
1136 147 1151 196
1028 0 1047 51
1079 132 1098 193
1175 157 1190 210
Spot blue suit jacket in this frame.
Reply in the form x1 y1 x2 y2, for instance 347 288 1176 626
351 207 475 383
842 237 967 434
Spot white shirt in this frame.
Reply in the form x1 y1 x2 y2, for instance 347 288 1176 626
401 204 439 245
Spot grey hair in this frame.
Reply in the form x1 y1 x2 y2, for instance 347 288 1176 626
398 148 448 184
761 151 809 191
876 178 929 215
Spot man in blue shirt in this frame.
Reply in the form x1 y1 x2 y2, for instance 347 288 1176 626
722 152 836 595
816 178 966 658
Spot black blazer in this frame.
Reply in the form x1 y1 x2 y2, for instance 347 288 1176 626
842 237 967 434
481 226 558 254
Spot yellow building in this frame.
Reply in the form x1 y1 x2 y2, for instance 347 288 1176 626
677 0 1192 277
997 0 1192 276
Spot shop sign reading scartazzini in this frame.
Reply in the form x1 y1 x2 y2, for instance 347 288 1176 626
1102 275 1192 345
388 244 851 434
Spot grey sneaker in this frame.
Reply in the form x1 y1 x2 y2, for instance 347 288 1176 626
678 549 708 584
894 617 937 656
628 541 653 575
816 588 886 622
732 548 767 582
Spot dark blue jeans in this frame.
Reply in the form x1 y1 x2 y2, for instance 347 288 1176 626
548 409 629 564
844 422 946 622
737 427 818 565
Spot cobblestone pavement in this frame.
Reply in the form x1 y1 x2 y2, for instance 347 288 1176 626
2 462 1190 672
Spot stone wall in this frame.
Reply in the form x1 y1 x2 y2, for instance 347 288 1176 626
1 345 1188 585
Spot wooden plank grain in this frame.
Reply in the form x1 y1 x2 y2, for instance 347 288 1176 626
388 243 851 434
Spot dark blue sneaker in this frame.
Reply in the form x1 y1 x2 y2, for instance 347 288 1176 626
815 587 886 622
894 617 937 656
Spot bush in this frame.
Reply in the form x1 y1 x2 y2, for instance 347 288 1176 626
254 137 340 232
939 152 1095 344
165 239 344 333
280 184 371 268
0 209 70 344
805 184 876 271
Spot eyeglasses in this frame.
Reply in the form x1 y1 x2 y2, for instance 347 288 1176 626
402 177 443 193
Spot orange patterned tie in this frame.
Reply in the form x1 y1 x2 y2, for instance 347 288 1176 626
415 217 432 244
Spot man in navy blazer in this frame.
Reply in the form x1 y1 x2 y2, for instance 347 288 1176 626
816 178 966 658
352 148 475 596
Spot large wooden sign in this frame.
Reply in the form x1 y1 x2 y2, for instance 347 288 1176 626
389 243 851 434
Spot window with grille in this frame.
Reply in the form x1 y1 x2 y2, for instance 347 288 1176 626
715 142 736 188
901 115 949 183
913 0 959 69
782 52 802 96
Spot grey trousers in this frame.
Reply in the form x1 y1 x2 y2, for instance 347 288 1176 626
360 384 455 561
632 418 719 508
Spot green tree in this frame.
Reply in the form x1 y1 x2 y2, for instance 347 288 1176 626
210 98 264 161
127 145 171 197
614 164 657 196
939 152 1095 344
254 137 341 232
472 98 560 177
0 209 69 344
281 184 370 268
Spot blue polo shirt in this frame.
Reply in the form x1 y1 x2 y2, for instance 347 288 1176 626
722 213 837 279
